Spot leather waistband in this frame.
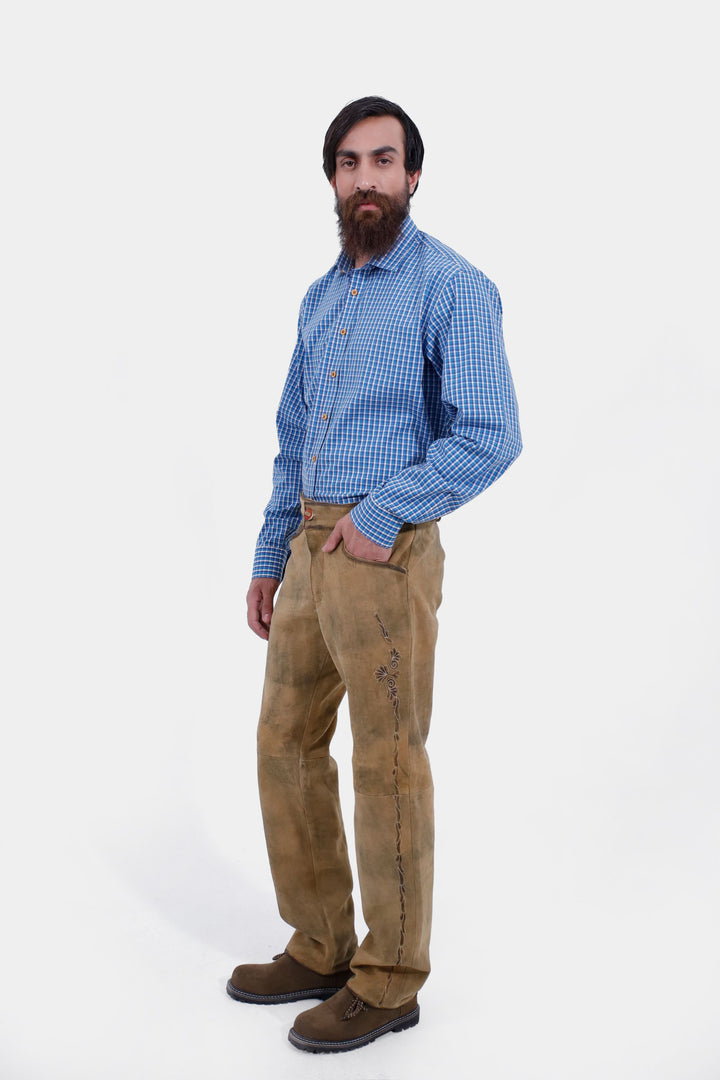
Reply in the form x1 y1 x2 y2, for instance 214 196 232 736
299 495 420 531
300 496 356 527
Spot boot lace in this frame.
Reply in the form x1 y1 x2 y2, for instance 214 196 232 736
342 993 368 1020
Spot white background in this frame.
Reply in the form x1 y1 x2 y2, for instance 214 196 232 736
1 1 718 1078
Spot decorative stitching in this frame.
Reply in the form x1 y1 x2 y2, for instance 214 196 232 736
227 983 342 1003
289 1006 420 1049
373 614 406 1006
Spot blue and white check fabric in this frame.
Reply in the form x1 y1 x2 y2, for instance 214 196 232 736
253 216 522 580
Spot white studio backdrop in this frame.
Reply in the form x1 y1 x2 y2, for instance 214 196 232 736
1 1 718 1078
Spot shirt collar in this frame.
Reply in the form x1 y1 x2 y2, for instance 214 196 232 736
335 215 420 276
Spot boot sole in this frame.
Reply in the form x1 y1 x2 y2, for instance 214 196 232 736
287 1005 420 1053
225 980 346 1005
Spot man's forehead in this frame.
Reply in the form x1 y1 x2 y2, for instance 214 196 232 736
335 115 405 156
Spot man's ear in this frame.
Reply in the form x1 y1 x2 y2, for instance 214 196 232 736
408 169 421 195
330 176 337 193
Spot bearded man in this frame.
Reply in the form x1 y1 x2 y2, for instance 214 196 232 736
227 96 522 1053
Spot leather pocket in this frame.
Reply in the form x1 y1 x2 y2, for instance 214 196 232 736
340 538 409 575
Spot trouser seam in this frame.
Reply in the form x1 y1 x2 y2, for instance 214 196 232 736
258 752 336 761
352 785 433 797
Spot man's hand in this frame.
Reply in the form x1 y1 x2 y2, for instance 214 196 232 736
322 514 393 563
247 577 280 640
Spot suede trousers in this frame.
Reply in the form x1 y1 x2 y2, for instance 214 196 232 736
257 498 444 1009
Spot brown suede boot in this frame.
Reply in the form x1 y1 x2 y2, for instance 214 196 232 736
226 951 352 1005
288 985 420 1053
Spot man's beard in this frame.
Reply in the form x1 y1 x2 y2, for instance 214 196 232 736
335 187 410 263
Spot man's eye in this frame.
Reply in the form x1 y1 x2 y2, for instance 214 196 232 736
378 158 392 165
341 160 355 168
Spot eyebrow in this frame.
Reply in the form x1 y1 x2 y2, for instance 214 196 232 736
335 144 400 159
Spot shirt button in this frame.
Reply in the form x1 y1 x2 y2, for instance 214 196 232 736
340 327 347 335
312 454 317 462
322 413 328 420
350 289 358 296
330 371 337 378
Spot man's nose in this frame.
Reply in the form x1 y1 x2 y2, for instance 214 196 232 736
354 170 375 191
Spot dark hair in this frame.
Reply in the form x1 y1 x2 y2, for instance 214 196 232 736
322 96 424 195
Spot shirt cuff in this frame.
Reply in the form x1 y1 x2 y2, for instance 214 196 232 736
252 546 289 581
350 498 404 549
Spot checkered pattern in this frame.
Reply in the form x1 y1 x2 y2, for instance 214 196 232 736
253 216 522 580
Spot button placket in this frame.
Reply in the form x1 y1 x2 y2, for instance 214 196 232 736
308 276 359 475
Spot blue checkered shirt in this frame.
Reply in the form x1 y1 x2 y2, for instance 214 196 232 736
252 216 522 580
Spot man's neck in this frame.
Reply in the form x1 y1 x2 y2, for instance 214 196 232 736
353 252 372 269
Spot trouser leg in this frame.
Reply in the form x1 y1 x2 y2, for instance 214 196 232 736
256 525 357 975
310 511 444 1008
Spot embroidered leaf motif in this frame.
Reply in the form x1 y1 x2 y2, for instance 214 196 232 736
372 613 407 1007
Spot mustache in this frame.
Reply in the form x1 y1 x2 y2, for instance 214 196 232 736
342 189 394 215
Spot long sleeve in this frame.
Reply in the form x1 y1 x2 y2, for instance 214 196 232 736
252 319 308 580
350 268 522 547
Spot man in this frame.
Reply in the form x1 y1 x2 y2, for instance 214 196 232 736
227 96 522 1053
